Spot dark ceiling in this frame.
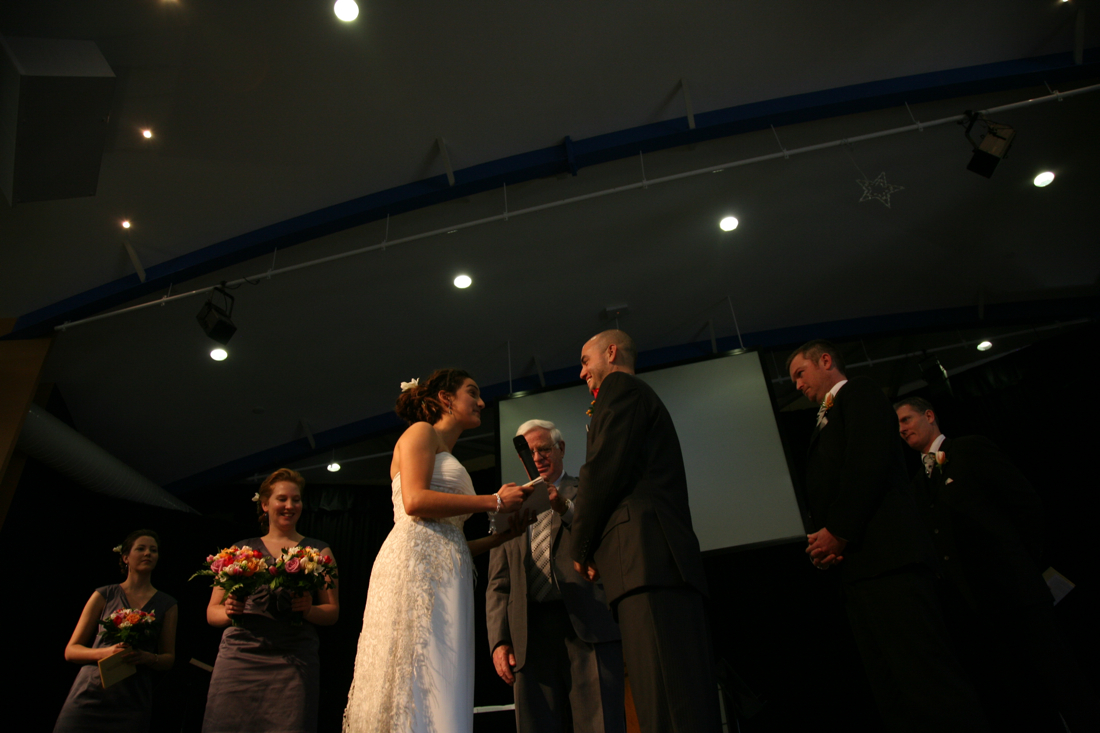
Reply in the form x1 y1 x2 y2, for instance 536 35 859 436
1 1 1097 495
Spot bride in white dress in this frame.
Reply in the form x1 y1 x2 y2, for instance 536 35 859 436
343 369 532 733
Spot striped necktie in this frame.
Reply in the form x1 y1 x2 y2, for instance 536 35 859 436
528 508 558 602
923 453 936 477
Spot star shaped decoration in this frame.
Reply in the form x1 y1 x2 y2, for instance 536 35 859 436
856 172 904 208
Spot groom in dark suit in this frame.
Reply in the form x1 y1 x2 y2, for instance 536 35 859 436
486 420 625 733
571 329 720 733
787 340 986 733
895 397 1098 730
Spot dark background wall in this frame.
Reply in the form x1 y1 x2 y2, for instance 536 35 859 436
6 323 1096 732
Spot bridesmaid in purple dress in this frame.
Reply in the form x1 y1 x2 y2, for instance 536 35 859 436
202 468 339 733
53 530 178 733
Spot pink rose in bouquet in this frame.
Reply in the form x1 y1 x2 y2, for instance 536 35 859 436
190 545 272 623
270 546 338 625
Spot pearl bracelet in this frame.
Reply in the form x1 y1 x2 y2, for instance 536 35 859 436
493 492 503 513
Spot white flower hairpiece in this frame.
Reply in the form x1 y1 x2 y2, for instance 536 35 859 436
251 492 260 502
112 544 123 553
400 378 420 392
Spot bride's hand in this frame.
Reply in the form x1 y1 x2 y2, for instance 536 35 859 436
496 482 532 512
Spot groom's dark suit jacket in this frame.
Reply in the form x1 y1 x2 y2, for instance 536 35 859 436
805 377 932 582
909 436 1051 610
571 371 707 606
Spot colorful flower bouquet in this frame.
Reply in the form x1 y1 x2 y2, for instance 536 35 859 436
98 608 158 648
190 545 271 609
270 546 338 625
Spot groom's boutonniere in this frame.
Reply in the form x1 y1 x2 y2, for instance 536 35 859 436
823 392 834 415
934 451 948 473
586 388 599 417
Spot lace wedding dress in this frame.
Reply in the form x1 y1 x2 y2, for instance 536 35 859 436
343 452 476 733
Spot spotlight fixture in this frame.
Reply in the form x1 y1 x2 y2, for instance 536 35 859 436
196 286 237 345
962 111 1015 178
210 348 228 361
121 220 131 229
141 129 152 139
1033 171 1055 187
327 448 341 472
719 216 739 232
334 0 359 21
977 340 992 352
454 274 472 289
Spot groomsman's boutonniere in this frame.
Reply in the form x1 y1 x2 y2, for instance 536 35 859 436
934 451 948 473
823 392 834 415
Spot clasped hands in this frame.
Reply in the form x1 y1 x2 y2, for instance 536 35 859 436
806 527 846 570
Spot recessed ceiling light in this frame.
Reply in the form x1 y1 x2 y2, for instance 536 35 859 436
719 216 738 232
976 341 992 352
1033 171 1054 187
334 0 359 21
141 129 152 139
327 461 341 472
121 220 131 229
210 347 228 361
454 274 472 289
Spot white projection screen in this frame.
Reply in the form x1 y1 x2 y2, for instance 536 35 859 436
497 351 805 553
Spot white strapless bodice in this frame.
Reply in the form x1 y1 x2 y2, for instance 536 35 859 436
392 452 475 530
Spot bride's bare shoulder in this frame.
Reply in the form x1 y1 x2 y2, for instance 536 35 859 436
396 422 442 454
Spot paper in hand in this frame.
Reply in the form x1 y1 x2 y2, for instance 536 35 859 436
489 477 552 533
98 648 137 689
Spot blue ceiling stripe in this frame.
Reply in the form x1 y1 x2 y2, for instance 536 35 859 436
163 294 1098 496
8 49 1097 340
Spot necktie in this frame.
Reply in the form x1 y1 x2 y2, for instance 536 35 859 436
528 509 557 602
922 453 936 477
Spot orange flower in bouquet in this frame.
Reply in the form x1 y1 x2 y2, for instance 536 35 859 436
190 545 272 614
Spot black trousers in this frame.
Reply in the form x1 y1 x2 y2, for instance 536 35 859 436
514 599 626 733
941 581 1100 733
844 567 988 733
615 585 722 733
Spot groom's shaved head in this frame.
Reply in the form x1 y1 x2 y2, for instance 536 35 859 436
593 329 637 369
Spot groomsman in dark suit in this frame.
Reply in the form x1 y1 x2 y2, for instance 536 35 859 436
895 397 1098 731
787 340 986 733
486 420 625 733
571 329 720 733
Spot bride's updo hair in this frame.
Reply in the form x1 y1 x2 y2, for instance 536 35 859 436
395 369 473 425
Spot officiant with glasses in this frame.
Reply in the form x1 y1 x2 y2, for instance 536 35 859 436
486 419 625 733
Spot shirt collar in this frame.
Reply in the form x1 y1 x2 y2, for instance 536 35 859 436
827 379 848 400
926 434 946 454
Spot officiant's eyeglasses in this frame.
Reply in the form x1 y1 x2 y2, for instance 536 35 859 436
530 446 557 457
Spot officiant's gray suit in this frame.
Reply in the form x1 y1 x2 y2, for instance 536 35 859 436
486 473 625 733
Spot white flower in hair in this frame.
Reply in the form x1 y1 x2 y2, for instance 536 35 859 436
112 545 123 553
251 492 260 502
400 378 420 392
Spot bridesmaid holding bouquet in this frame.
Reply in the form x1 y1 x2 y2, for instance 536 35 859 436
53 529 178 733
